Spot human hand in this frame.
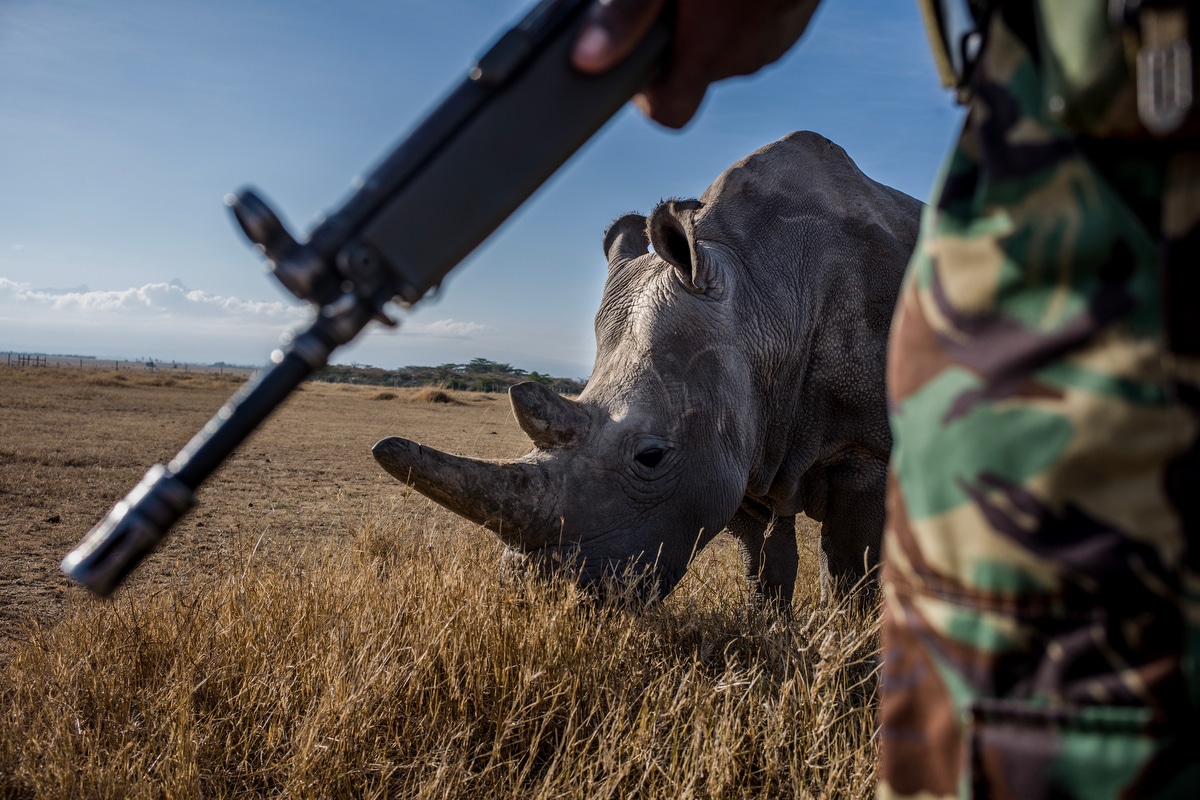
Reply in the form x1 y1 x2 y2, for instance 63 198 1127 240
572 0 822 128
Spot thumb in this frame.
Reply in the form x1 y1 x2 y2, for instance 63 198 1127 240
572 0 668 73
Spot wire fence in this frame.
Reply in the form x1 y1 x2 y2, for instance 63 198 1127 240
2 351 257 378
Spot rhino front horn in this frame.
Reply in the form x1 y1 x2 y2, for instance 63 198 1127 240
509 382 589 449
372 437 553 544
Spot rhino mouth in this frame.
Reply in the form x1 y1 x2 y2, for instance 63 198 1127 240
498 545 678 605
373 424 700 604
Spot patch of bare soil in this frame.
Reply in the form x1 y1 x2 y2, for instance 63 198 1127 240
0 366 530 663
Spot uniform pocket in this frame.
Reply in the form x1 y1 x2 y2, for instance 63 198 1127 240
965 700 1185 799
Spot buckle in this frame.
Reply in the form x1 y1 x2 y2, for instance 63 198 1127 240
938 0 987 89
1114 1 1194 134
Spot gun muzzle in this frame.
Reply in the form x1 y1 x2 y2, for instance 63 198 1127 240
61 464 195 597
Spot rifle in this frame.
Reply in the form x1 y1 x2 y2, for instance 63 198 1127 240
61 0 671 597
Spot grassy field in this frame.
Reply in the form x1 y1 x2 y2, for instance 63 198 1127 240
0 366 879 799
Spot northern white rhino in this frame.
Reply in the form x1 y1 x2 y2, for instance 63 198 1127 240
374 131 921 604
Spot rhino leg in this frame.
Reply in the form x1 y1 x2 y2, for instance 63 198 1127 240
727 499 798 610
815 454 886 603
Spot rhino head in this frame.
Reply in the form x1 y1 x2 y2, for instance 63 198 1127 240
374 202 758 600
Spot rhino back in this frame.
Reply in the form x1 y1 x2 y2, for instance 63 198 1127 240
696 131 922 512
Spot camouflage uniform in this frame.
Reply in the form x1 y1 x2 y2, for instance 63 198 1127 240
878 2 1200 797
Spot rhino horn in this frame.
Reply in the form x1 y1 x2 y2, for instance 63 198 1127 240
509 381 589 449
372 436 552 541
603 213 649 266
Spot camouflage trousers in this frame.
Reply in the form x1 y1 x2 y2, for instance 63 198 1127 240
877 7 1200 799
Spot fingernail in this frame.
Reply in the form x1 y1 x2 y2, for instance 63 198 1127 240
573 25 612 69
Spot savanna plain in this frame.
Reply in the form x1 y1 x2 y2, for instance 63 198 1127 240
0 365 879 799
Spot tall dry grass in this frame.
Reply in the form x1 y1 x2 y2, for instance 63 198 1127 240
1 497 879 799
79 370 248 390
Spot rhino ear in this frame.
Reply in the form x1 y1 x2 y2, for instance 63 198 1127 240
648 199 719 294
510 381 589 449
603 213 649 268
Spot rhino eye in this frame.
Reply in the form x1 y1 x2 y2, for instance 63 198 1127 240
635 448 665 469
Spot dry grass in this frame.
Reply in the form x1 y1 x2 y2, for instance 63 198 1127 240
0 366 880 799
408 387 461 405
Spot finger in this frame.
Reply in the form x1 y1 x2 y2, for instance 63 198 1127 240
639 81 707 129
572 0 667 73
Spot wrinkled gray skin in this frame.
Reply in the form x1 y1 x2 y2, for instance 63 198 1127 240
374 131 921 605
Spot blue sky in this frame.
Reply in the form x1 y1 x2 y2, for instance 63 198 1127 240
1 0 962 379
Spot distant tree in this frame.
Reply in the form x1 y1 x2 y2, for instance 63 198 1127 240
307 360 584 394
465 357 526 376
465 357 492 372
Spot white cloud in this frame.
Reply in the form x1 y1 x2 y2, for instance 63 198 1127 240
406 318 490 338
0 277 309 322
0 277 312 364
0 277 496 365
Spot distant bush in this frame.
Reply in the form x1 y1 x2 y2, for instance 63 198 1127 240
83 372 130 387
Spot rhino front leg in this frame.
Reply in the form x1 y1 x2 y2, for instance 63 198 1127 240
816 454 886 603
727 499 798 609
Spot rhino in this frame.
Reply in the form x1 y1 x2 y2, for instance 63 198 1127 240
373 131 921 605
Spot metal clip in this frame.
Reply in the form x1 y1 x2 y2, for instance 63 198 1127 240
1135 4 1193 135
933 0 987 92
